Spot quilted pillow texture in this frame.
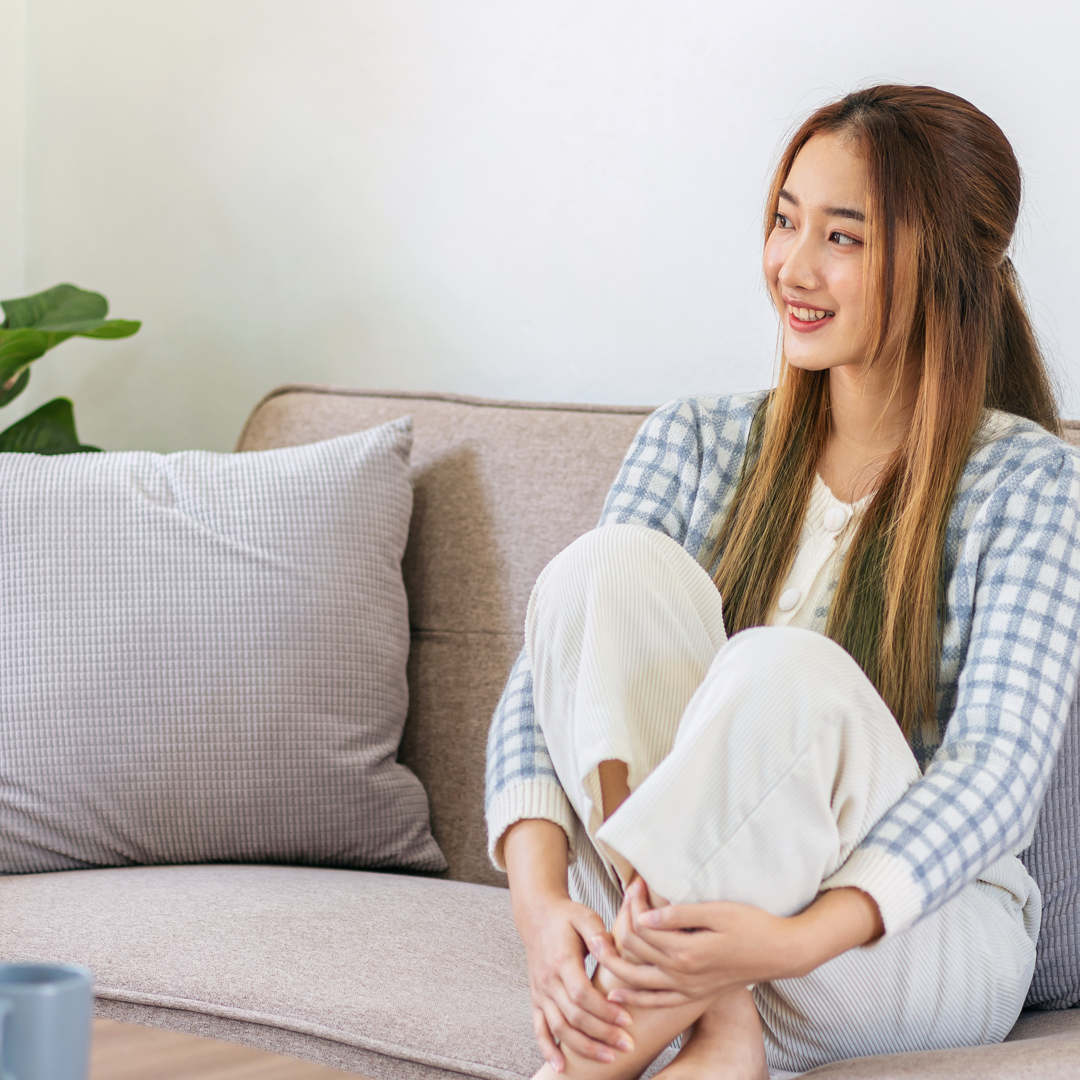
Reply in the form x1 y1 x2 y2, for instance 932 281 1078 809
1022 690 1080 1008
0 418 446 874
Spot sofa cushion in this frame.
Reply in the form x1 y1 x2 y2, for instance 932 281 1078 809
1016 419 1080 1009
0 864 1077 1080
0 421 444 873
1022 693 1080 1008
0 865 539 1080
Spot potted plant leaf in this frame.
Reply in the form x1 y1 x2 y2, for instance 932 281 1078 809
0 284 141 454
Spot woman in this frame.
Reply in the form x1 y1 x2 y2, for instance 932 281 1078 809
484 84 1080 1079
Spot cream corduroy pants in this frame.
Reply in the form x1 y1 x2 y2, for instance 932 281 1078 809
525 524 1038 1073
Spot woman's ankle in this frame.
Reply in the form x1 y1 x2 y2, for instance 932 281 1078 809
653 988 767 1080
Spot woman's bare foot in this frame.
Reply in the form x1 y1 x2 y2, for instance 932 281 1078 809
653 988 768 1080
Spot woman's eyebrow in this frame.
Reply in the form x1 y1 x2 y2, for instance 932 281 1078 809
828 206 866 222
778 188 865 223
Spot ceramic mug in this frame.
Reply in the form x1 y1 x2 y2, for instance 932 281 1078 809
0 965 92 1080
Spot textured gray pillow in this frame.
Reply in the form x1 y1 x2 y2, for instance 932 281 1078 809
0 419 446 874
1022 691 1080 1008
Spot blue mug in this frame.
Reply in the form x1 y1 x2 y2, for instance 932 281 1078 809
0 965 92 1080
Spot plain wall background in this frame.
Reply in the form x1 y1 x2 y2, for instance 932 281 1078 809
4 1 1079 451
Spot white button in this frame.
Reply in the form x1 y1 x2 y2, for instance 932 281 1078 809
778 587 801 612
823 506 848 532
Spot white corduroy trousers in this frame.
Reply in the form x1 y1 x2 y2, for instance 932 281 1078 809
525 524 1039 1073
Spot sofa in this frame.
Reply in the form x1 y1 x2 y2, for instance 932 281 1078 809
1 383 1078 1080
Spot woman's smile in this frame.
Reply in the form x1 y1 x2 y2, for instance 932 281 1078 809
785 300 836 332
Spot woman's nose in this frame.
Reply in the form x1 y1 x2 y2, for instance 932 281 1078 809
778 236 820 292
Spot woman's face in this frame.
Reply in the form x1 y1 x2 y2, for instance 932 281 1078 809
763 132 870 373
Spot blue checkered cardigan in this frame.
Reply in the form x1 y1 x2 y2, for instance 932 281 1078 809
485 392 1080 935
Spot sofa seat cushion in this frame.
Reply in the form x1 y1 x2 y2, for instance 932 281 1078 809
2 865 1080 1080
0 865 538 1080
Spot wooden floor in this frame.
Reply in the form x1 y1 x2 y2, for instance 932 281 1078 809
90 1018 360 1080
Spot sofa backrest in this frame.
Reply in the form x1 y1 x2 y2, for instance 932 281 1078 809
237 385 652 886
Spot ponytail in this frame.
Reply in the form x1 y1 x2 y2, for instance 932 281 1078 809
987 258 1059 434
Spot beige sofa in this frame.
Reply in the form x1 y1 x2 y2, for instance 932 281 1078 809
1 384 1078 1080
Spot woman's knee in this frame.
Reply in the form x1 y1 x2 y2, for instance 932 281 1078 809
716 626 863 696
527 524 723 639
700 625 902 748
534 525 689 599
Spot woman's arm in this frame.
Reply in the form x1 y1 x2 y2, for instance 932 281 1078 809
503 820 633 1070
825 447 1080 934
485 652 580 870
590 878 882 1008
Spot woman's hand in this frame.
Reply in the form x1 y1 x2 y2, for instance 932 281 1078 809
520 895 635 1068
592 878 884 1009
502 820 635 1071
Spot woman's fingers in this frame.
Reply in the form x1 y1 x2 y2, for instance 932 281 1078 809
547 977 634 1055
592 942 676 990
541 994 616 1063
638 901 723 932
533 1008 565 1073
571 906 613 949
617 878 698 965
612 893 635 955
606 919 682 970
557 948 633 1031
604 987 692 1009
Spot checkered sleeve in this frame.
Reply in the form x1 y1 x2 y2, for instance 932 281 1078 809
824 447 1080 935
485 648 579 870
485 395 757 869
598 399 706 540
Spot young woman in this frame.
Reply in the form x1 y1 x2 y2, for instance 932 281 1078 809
484 84 1080 1079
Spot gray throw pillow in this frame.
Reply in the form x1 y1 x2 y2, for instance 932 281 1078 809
1021 690 1080 1008
0 418 446 874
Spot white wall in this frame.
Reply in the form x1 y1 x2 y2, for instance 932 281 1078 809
7 1 1080 451
0 0 25 298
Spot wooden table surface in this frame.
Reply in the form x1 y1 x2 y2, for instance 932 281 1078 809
90 1018 360 1080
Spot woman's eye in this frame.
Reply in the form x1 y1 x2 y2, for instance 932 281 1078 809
830 231 861 246
775 213 793 229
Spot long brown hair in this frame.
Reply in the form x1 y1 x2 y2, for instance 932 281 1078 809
712 85 1059 737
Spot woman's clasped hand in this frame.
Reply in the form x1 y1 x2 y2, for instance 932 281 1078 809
589 877 885 1011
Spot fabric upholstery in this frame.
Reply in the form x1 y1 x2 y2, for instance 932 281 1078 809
237 387 651 886
1022 417 1080 1007
1023 695 1080 1008
0 863 1076 1080
0 421 443 873
0 865 536 1080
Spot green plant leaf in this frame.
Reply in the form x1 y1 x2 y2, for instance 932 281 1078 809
0 398 100 455
0 285 140 396
0 330 54 384
1 284 107 330
0 368 30 408
79 319 141 340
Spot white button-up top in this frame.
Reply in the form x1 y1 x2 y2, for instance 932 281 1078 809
768 474 871 630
